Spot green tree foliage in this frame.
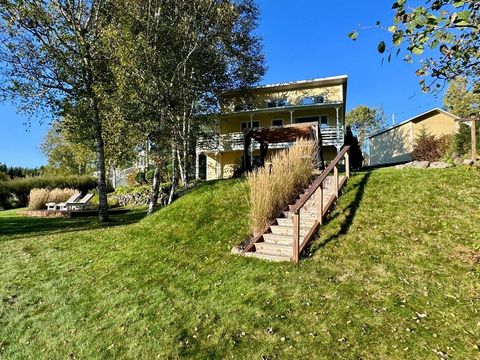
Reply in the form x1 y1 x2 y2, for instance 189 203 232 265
453 122 480 156
0 0 116 221
40 123 96 176
111 0 265 214
346 105 386 156
350 0 480 91
344 126 364 169
443 77 480 118
0 163 42 179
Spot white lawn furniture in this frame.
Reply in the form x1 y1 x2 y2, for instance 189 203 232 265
62 193 94 211
46 192 81 211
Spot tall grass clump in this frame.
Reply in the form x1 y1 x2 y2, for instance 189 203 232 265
47 188 76 203
28 188 76 210
247 139 317 235
28 188 50 210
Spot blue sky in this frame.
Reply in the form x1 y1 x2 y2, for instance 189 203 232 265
0 0 443 168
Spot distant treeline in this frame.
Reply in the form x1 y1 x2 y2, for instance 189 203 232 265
0 163 44 179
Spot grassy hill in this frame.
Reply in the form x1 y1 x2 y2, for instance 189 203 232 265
0 168 479 359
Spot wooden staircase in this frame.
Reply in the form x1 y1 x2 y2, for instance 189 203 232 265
241 147 350 263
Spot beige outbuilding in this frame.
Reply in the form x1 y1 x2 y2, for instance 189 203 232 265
368 108 460 166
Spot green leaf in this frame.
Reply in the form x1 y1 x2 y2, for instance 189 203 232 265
393 31 403 46
388 25 397 33
378 41 386 54
453 1 465 8
410 45 424 55
348 31 359 41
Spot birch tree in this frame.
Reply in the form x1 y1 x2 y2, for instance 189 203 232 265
0 0 115 221
112 0 265 214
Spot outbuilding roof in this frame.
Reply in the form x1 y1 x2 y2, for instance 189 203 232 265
367 108 459 139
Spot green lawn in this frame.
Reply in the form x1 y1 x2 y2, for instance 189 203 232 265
0 168 479 359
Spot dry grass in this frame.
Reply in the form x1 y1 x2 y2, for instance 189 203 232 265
47 188 76 203
28 188 76 210
28 188 50 210
247 138 317 235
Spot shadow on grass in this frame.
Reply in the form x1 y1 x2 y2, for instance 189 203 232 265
308 171 372 254
0 208 147 241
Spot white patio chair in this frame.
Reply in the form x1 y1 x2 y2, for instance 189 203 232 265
63 193 94 212
46 192 81 211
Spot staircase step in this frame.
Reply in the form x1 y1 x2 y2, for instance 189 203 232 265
282 211 319 219
276 218 316 227
243 251 290 262
262 233 294 245
270 225 312 236
255 242 293 257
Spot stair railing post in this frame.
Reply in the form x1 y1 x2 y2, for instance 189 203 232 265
293 211 300 263
334 165 339 198
345 151 350 178
317 183 323 225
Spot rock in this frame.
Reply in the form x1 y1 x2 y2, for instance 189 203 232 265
463 159 475 166
395 164 406 169
231 246 243 255
429 162 451 169
405 161 430 169
453 157 463 165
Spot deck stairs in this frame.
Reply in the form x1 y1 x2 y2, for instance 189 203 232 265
240 147 350 263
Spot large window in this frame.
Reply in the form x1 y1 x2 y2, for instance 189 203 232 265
272 119 283 126
234 103 254 112
294 115 329 127
241 121 260 131
266 99 288 108
295 116 319 124
302 95 325 105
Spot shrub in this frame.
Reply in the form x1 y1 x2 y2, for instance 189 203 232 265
412 127 451 162
28 188 50 210
1 175 97 208
247 139 317 236
344 126 364 169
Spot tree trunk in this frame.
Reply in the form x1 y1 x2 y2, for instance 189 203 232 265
148 159 162 215
92 104 109 222
168 140 177 205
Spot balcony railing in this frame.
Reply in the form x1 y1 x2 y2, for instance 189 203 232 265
197 125 344 153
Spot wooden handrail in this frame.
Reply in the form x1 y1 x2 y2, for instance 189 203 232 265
290 146 350 213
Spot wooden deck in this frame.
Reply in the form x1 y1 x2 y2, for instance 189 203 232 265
17 209 130 218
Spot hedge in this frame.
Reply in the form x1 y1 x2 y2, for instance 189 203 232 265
0 175 98 208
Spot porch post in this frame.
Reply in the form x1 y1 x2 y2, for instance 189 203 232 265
260 142 269 167
335 106 340 144
289 110 294 124
195 150 200 180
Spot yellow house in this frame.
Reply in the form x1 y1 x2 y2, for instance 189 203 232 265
195 75 348 180
368 108 460 166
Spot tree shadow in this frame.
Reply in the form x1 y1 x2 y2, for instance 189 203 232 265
307 171 372 255
0 208 147 242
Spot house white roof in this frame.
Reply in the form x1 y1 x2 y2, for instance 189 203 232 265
367 108 459 139
254 75 348 91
